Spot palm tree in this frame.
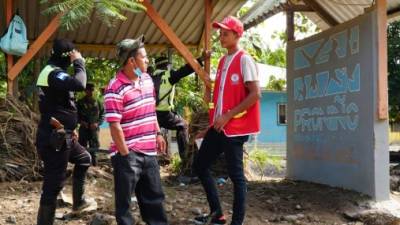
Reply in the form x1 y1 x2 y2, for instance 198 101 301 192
41 0 146 30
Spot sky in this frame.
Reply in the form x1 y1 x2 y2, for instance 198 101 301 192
251 12 287 51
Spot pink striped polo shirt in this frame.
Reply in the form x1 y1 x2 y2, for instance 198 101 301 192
104 70 158 155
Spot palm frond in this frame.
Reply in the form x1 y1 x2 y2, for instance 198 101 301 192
41 0 146 30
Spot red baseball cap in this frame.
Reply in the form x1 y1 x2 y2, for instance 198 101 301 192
212 16 244 37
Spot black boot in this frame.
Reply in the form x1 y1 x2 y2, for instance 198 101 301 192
37 203 56 225
72 166 89 211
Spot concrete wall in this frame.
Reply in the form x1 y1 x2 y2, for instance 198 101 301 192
286 9 389 200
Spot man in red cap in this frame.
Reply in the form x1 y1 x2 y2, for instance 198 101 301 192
192 16 261 225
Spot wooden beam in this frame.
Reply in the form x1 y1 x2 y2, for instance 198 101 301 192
8 14 62 81
287 11 295 42
303 0 339 27
204 0 212 75
377 0 388 119
285 4 313 12
5 0 14 95
388 6 400 22
39 42 197 54
142 0 210 88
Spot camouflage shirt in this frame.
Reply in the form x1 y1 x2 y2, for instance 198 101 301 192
77 95 104 125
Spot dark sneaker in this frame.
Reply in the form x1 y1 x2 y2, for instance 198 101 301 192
194 214 226 225
72 198 97 212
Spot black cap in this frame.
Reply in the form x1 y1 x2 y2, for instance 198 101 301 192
52 38 75 57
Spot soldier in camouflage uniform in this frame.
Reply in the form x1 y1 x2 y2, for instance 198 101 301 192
77 83 104 166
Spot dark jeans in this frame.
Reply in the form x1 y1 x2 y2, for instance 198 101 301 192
36 129 92 206
156 111 188 159
193 128 248 225
111 151 168 225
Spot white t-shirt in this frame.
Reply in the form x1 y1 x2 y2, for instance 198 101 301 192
214 50 258 119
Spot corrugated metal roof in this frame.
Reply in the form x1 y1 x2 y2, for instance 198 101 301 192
242 0 400 30
241 0 286 29
0 0 246 59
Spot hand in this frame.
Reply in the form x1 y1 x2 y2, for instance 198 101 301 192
213 113 231 132
156 134 166 154
119 150 130 156
72 130 79 142
70 50 83 61
203 50 212 59
90 123 98 130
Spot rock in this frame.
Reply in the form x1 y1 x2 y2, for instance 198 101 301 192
165 204 173 212
177 176 192 184
390 176 400 190
104 192 113 198
283 214 304 222
6 215 16 224
191 208 202 215
89 213 114 225
57 191 73 207
296 204 302 210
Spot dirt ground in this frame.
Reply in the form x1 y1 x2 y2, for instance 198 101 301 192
0 162 399 225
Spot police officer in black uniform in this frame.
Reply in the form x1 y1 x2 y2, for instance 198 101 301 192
35 39 92 225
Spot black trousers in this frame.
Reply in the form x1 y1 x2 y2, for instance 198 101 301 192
36 128 92 206
193 128 248 225
111 151 168 225
156 111 188 159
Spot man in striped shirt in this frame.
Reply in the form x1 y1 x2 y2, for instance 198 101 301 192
104 35 168 225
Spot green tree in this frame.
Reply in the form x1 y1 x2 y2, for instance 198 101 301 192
41 0 145 30
266 75 286 91
388 21 400 122
0 54 6 97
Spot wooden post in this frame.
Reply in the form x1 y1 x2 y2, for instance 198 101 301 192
32 58 41 112
204 0 212 75
286 11 295 42
142 0 210 88
5 0 14 95
203 0 213 102
7 14 61 81
377 0 388 119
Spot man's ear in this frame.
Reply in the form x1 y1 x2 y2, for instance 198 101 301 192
130 57 138 68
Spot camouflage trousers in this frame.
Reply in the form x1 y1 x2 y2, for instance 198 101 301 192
78 127 99 166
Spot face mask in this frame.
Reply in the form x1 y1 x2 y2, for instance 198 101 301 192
134 67 142 78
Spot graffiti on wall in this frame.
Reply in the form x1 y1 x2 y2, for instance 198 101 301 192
293 26 361 133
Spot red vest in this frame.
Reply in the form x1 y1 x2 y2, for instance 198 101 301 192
209 50 261 137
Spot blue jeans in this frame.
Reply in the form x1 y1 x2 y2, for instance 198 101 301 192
193 128 248 225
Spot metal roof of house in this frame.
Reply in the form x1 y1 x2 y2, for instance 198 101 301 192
0 0 246 59
241 0 400 31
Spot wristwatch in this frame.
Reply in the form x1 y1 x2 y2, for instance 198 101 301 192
156 131 162 136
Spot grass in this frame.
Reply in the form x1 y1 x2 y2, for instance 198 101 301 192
246 147 284 180
170 153 182 174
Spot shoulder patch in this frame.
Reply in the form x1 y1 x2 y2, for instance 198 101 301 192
55 72 69 81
